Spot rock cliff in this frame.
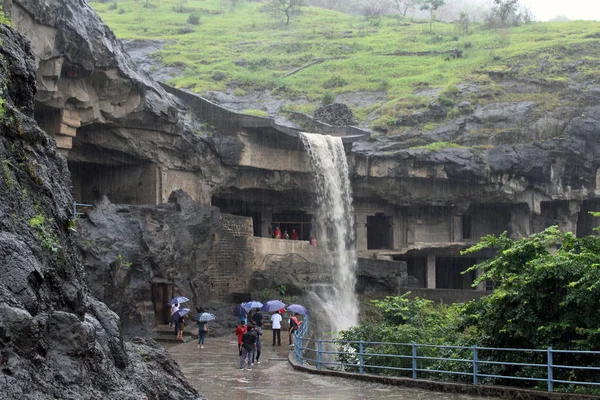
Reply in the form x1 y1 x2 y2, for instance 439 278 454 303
0 23 200 399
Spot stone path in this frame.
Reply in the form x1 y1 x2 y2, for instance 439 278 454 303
167 333 495 400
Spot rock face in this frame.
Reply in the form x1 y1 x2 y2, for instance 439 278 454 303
314 103 356 126
0 24 200 399
76 191 221 336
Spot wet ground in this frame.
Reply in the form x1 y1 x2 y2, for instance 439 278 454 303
167 332 496 400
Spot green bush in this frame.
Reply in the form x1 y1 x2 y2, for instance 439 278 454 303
323 75 347 89
187 12 200 25
321 91 335 105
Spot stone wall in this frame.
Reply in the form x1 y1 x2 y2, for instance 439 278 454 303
205 214 255 299
356 258 408 293
253 237 322 270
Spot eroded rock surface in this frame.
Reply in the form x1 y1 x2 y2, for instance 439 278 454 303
0 24 200 400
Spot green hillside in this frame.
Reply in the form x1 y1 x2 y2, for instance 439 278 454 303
90 0 600 132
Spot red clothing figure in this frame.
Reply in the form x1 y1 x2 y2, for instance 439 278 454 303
279 307 286 316
236 323 247 355
274 226 281 239
291 230 298 240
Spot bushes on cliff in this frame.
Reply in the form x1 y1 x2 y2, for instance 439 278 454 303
338 225 600 391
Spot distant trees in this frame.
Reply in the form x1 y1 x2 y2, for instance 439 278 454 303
359 0 391 19
485 0 533 27
393 0 422 17
420 0 445 32
265 0 305 25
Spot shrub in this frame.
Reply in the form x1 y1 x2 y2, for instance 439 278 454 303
187 12 200 25
176 26 195 34
108 1 118 10
323 75 347 89
321 91 335 105
438 96 454 107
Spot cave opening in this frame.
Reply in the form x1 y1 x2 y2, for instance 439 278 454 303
367 212 392 249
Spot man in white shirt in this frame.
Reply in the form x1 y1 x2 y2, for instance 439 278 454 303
271 311 282 346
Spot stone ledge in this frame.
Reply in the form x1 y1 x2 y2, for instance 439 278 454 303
287 353 599 400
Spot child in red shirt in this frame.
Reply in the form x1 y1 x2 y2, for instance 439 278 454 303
235 320 247 355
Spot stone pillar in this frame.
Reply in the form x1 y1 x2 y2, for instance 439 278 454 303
356 213 368 251
509 204 532 240
261 209 273 238
556 200 581 235
426 254 436 289
451 214 462 242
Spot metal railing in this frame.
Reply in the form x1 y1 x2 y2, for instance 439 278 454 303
73 201 93 217
293 330 600 393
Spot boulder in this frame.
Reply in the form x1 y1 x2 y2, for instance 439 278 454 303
314 103 356 126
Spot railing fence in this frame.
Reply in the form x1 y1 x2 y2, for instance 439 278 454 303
293 323 600 393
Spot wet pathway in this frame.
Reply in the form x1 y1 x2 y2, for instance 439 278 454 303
167 333 496 400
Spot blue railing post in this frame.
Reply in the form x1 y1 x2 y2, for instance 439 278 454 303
299 335 303 365
359 340 364 374
411 342 418 379
73 201 77 217
473 345 479 385
547 346 553 392
317 339 322 370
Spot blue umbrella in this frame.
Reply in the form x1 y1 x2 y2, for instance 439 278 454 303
169 296 189 305
171 308 190 320
242 301 263 311
287 304 308 315
196 312 216 322
233 303 247 317
261 300 285 312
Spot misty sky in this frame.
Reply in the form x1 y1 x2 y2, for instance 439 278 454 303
519 0 600 21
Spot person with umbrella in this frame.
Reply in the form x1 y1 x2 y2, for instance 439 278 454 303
262 300 285 346
172 308 190 341
196 312 216 349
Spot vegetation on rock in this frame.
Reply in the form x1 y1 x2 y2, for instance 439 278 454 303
338 225 600 393
90 0 600 135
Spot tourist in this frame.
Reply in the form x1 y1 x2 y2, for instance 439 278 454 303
288 313 298 345
170 302 179 329
274 226 281 239
252 323 262 365
310 236 317 246
176 315 185 341
271 311 282 346
251 310 263 327
283 230 290 240
240 325 257 370
291 229 298 240
197 319 208 349
235 320 247 355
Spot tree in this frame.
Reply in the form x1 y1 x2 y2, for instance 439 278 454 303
360 0 390 19
393 0 422 16
266 0 304 25
492 0 519 26
420 0 445 32
461 226 600 351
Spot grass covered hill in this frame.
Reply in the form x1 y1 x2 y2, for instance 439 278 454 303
90 0 600 133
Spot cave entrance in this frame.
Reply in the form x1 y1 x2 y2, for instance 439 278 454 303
151 281 174 325
394 255 427 287
69 161 159 205
367 213 392 249
435 257 476 289
272 210 313 241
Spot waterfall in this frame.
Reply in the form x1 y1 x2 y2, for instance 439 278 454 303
300 132 358 332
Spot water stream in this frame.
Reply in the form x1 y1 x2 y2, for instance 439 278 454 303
300 132 358 332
